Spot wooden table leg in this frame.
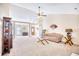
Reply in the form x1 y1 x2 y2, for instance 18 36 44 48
44 39 49 44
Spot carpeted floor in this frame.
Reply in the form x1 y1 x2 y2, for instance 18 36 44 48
5 36 79 56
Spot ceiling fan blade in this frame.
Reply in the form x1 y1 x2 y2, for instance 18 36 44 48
41 15 47 16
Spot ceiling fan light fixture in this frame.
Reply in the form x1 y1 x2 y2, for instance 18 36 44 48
74 8 78 10
37 6 47 17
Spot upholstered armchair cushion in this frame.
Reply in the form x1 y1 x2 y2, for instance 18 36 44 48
43 33 63 43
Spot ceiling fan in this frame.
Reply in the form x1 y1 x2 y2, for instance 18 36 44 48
37 6 47 17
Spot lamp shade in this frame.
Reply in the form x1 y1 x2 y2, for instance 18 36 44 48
65 29 73 33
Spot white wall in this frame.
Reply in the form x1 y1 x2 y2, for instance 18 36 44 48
0 4 10 19
0 3 37 22
0 20 2 56
9 4 37 23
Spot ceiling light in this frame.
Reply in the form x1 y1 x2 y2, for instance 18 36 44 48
74 8 78 10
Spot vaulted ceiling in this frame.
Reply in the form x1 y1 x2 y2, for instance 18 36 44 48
12 3 79 14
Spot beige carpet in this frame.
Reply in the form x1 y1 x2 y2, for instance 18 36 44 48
5 36 79 56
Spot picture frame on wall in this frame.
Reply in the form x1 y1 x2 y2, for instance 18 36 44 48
31 26 35 35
